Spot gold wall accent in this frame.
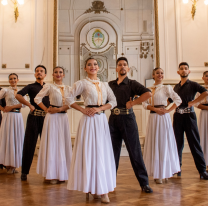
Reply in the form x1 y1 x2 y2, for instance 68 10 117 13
53 0 58 69
84 1 110 14
191 0 198 20
14 1 19 23
154 0 160 68
25 64 30 68
2 64 7 68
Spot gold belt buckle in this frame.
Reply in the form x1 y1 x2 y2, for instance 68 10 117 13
114 108 120 115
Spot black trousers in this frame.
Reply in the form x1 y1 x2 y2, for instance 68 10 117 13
21 114 45 174
173 112 206 173
109 113 149 187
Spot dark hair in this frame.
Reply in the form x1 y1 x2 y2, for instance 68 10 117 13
116 57 129 66
203 71 208 76
35 65 47 74
8 73 18 79
53 66 65 74
152 67 164 75
179 62 189 68
84 57 98 68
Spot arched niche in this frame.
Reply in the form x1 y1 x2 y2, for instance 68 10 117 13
56 0 158 85
72 14 123 83
79 21 118 81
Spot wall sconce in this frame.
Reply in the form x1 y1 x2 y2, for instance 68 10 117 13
183 0 208 20
1 0 24 23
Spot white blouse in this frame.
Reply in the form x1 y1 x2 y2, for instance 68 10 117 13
65 77 117 109
34 83 72 107
195 85 208 107
0 87 27 107
142 84 182 110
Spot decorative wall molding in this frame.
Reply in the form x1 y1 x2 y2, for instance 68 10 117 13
84 1 110 14
54 1 159 85
80 42 116 56
140 42 150 59
0 0 54 83
158 0 208 80
0 80 52 87
163 79 204 85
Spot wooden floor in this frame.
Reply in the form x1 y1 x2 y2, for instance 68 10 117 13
0 154 208 206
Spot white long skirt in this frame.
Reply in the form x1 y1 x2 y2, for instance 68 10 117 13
198 110 208 166
0 112 24 168
37 113 72 181
143 113 180 179
67 113 116 195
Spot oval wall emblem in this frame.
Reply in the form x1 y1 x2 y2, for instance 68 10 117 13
92 29 105 48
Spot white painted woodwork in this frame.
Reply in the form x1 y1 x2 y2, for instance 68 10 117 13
0 0 53 84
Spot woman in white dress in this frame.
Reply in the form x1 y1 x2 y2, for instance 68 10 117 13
65 58 117 204
0 73 26 174
195 71 208 167
34 66 72 184
143 68 182 184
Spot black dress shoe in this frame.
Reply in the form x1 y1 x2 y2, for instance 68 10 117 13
200 171 208 180
177 171 181 177
141 185 153 193
21 173 27 181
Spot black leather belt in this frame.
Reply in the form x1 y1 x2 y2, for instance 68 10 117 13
9 108 20 113
175 106 194 114
30 109 47 116
86 105 104 115
111 108 133 115
50 105 66 113
150 105 165 113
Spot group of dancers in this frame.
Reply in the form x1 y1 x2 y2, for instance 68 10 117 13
0 57 208 204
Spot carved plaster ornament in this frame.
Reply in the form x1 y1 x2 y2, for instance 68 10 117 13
84 1 110 14
140 42 150 59
129 66 138 77
80 42 116 55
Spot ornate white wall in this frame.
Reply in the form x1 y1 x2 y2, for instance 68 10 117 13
158 0 208 82
1 0 207 84
58 0 155 86
0 0 54 85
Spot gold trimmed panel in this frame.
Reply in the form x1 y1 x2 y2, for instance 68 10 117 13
154 0 160 68
53 0 58 69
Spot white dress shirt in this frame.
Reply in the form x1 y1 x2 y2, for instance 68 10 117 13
65 77 117 109
143 84 182 109
34 83 71 107
0 87 27 107
195 85 208 107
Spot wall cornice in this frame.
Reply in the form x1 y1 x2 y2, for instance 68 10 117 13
163 79 204 85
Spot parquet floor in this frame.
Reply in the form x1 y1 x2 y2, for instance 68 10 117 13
0 154 208 206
